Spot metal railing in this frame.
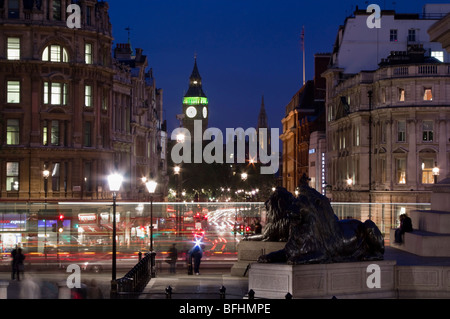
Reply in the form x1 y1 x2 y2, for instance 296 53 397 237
110 251 156 299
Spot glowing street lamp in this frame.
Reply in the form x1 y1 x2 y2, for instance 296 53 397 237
108 173 123 281
347 178 353 186
145 178 157 278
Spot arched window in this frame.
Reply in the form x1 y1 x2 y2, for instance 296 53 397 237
42 45 69 62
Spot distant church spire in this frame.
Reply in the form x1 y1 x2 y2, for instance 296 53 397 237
257 95 268 129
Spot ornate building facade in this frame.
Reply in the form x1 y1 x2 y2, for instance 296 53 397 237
324 46 450 204
0 0 167 202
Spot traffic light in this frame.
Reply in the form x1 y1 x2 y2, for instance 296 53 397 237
57 214 64 233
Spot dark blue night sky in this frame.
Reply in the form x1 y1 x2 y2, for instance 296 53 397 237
106 0 449 135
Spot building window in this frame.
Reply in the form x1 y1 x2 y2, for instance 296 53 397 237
408 29 416 42
85 85 93 107
86 6 92 26
53 0 62 20
8 0 19 19
396 158 406 184
7 37 20 60
381 87 386 103
52 163 60 192
102 90 108 111
7 81 20 103
423 88 432 101
422 120 433 142
84 122 92 147
44 82 68 105
51 120 60 145
85 43 93 64
397 120 406 142
6 119 20 145
355 126 360 146
84 162 92 192
431 51 444 63
43 121 48 146
6 162 19 191
390 29 398 42
421 159 435 184
398 88 405 102
42 45 69 62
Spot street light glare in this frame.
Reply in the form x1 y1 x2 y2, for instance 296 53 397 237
108 173 123 192
43 170 50 178
146 180 158 194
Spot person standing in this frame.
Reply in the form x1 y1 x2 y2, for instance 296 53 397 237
191 245 203 275
168 244 178 274
11 246 17 280
13 248 25 281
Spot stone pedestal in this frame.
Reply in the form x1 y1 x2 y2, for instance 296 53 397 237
0 281 9 299
231 241 285 276
391 177 450 257
248 260 397 299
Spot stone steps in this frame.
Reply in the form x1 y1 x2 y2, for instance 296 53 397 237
390 209 450 257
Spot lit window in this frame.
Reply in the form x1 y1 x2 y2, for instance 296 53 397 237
44 82 68 105
390 29 397 42
397 121 406 142
422 120 434 142
431 51 444 63
396 158 406 184
398 88 405 102
42 45 69 62
85 43 93 64
421 159 434 184
6 119 20 145
7 81 20 103
43 121 48 146
423 88 432 101
6 162 19 191
52 163 61 191
7 37 20 60
85 85 93 107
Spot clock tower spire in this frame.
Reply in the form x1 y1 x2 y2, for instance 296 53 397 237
182 56 208 140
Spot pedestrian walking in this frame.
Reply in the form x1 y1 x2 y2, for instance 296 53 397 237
167 244 178 274
11 246 17 280
190 245 203 275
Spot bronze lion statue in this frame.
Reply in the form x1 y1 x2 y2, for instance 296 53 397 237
245 178 384 264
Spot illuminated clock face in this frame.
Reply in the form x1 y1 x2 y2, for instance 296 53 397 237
203 107 207 118
186 106 197 118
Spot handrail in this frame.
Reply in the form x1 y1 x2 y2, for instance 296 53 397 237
111 251 156 299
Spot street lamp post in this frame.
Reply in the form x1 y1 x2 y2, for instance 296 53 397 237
42 169 49 261
108 173 123 282
145 179 157 278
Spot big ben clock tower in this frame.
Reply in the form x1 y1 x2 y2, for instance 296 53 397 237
182 57 208 140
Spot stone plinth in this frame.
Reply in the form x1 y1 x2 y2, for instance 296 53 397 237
231 241 285 276
248 260 397 299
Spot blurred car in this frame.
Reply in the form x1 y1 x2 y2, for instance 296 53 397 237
81 253 140 273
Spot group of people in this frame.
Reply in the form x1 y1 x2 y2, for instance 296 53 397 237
166 243 203 275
